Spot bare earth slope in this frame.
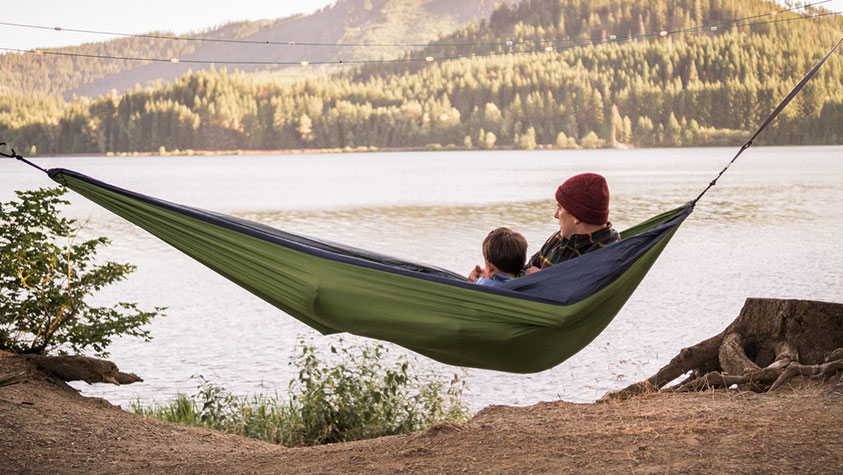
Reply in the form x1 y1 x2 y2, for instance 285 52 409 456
1 354 842 474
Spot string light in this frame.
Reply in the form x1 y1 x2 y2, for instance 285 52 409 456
0 1 832 50
0 5 837 67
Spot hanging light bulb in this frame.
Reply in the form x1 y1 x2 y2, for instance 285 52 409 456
425 56 434 62
300 60 309 66
544 46 553 52
660 30 668 37
170 57 180 63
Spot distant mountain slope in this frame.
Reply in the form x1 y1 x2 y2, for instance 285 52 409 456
0 0 515 99
0 21 260 98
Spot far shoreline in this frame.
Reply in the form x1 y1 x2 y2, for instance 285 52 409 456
24 141 843 159
25 141 639 158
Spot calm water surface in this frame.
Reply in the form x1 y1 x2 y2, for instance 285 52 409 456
2 147 842 410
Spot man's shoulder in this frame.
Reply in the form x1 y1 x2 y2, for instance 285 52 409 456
597 224 621 245
541 230 563 247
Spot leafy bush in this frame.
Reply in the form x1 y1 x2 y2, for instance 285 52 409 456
132 337 471 446
287 337 469 445
0 187 163 356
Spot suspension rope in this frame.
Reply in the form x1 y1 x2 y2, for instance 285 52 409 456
0 143 47 173
692 36 843 205
0 3 838 65
0 1 832 48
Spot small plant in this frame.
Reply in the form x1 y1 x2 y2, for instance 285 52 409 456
132 337 471 446
0 187 163 356
286 337 469 445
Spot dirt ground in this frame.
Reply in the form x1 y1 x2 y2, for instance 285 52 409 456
1 354 842 474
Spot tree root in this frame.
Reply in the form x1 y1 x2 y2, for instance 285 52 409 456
0 371 29 388
598 333 723 401
718 332 759 375
652 348 843 394
20 355 142 385
602 299 843 401
769 356 843 391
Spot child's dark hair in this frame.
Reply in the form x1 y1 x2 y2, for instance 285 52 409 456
482 227 528 276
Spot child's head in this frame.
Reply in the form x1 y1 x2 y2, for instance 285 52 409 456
482 227 528 276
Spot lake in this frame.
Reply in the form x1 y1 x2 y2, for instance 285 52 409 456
2 146 842 410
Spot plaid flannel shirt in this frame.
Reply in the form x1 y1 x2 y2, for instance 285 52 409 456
526 224 620 271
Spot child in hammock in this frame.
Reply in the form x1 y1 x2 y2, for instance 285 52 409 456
469 227 528 287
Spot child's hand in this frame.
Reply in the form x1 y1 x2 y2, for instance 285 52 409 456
468 265 484 282
523 266 541 276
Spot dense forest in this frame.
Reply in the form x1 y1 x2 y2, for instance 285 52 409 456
1 0 842 155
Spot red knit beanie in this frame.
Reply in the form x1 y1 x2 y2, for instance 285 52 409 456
555 173 610 225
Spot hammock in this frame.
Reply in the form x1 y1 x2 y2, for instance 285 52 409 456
5 38 836 374
46 168 691 373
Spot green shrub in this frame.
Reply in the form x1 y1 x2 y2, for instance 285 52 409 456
132 337 471 446
0 187 163 356
287 337 469 445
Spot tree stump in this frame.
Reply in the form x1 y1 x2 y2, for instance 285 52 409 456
603 298 843 400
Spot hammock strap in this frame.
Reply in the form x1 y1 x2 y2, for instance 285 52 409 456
0 143 47 173
693 37 843 205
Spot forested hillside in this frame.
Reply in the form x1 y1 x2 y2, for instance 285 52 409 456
1 0 841 155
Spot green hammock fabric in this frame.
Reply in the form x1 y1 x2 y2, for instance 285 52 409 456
49 168 692 373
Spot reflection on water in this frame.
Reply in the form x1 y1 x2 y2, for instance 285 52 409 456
1 146 841 410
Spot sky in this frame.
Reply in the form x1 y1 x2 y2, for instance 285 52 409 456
0 0 840 51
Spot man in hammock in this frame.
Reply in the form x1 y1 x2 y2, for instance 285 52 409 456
522 172 620 275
